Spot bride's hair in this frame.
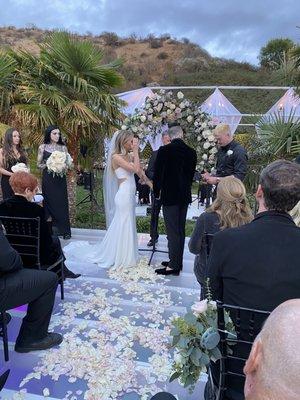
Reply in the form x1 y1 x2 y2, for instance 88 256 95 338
113 130 133 155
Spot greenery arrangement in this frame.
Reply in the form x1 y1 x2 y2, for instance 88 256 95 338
169 281 236 391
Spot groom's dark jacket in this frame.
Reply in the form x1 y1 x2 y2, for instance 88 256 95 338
153 139 197 206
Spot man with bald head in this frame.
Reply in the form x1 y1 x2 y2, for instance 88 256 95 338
244 299 300 400
202 123 248 185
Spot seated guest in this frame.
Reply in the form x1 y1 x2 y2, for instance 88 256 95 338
0 224 63 353
290 200 300 226
0 171 80 278
189 176 252 295
207 160 300 399
244 299 300 400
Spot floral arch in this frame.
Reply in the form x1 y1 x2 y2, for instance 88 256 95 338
122 89 218 170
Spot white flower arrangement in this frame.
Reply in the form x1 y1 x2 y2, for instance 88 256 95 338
170 281 236 392
122 90 218 170
11 162 30 173
46 151 73 177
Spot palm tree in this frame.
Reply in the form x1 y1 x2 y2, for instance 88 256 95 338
5 31 124 221
0 52 17 124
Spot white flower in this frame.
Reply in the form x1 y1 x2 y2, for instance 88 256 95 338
191 300 208 314
157 103 163 112
177 91 184 99
202 154 208 161
11 163 29 173
121 125 127 130
208 300 217 310
166 109 172 115
203 141 211 149
179 102 185 109
140 115 146 123
227 150 233 156
187 115 193 123
201 122 207 128
43 388 50 397
170 104 176 110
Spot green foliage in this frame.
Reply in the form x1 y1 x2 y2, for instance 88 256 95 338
170 299 236 391
259 38 295 69
256 111 300 158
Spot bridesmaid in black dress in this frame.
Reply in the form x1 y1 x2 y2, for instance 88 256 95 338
37 125 71 239
0 128 27 200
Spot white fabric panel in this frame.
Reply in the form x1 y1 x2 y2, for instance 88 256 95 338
263 88 300 121
117 87 155 116
200 88 242 134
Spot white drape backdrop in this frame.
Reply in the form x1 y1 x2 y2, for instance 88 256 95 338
261 88 300 122
200 88 242 134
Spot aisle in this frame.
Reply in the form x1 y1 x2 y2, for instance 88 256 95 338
1 230 206 400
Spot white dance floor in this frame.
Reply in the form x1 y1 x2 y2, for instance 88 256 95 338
1 229 206 400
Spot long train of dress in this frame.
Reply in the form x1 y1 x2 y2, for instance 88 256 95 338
63 167 138 268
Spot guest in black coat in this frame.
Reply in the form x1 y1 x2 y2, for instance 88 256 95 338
206 160 300 400
0 224 63 353
145 132 170 247
0 172 80 278
153 126 197 275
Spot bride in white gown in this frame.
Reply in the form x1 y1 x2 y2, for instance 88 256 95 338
63 130 151 268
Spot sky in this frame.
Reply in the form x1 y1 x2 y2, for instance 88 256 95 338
0 0 299 65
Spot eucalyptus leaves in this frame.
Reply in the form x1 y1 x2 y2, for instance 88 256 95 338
170 295 235 391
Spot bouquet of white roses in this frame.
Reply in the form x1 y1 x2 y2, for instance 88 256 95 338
11 163 30 173
46 151 73 177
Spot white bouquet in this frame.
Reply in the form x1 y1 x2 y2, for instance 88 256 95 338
46 151 73 177
11 163 30 173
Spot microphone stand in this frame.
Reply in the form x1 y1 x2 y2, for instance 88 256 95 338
138 196 168 266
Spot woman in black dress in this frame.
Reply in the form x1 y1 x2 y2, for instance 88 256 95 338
37 125 71 239
0 128 27 200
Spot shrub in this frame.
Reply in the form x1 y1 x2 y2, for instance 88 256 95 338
157 52 169 60
147 34 163 49
101 31 120 46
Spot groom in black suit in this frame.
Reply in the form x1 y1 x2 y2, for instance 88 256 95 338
145 132 171 247
153 125 197 275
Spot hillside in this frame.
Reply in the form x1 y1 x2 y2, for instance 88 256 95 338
0 26 286 130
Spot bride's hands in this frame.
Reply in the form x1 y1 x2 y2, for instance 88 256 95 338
132 137 139 153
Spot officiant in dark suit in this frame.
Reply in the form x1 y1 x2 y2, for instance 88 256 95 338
153 125 197 276
202 123 248 186
145 132 170 247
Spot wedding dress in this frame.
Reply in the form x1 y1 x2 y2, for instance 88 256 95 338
63 133 139 268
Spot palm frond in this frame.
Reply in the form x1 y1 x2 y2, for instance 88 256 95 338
13 103 56 138
256 111 300 157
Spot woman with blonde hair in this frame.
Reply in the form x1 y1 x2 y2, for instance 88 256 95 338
189 176 253 294
64 130 151 268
